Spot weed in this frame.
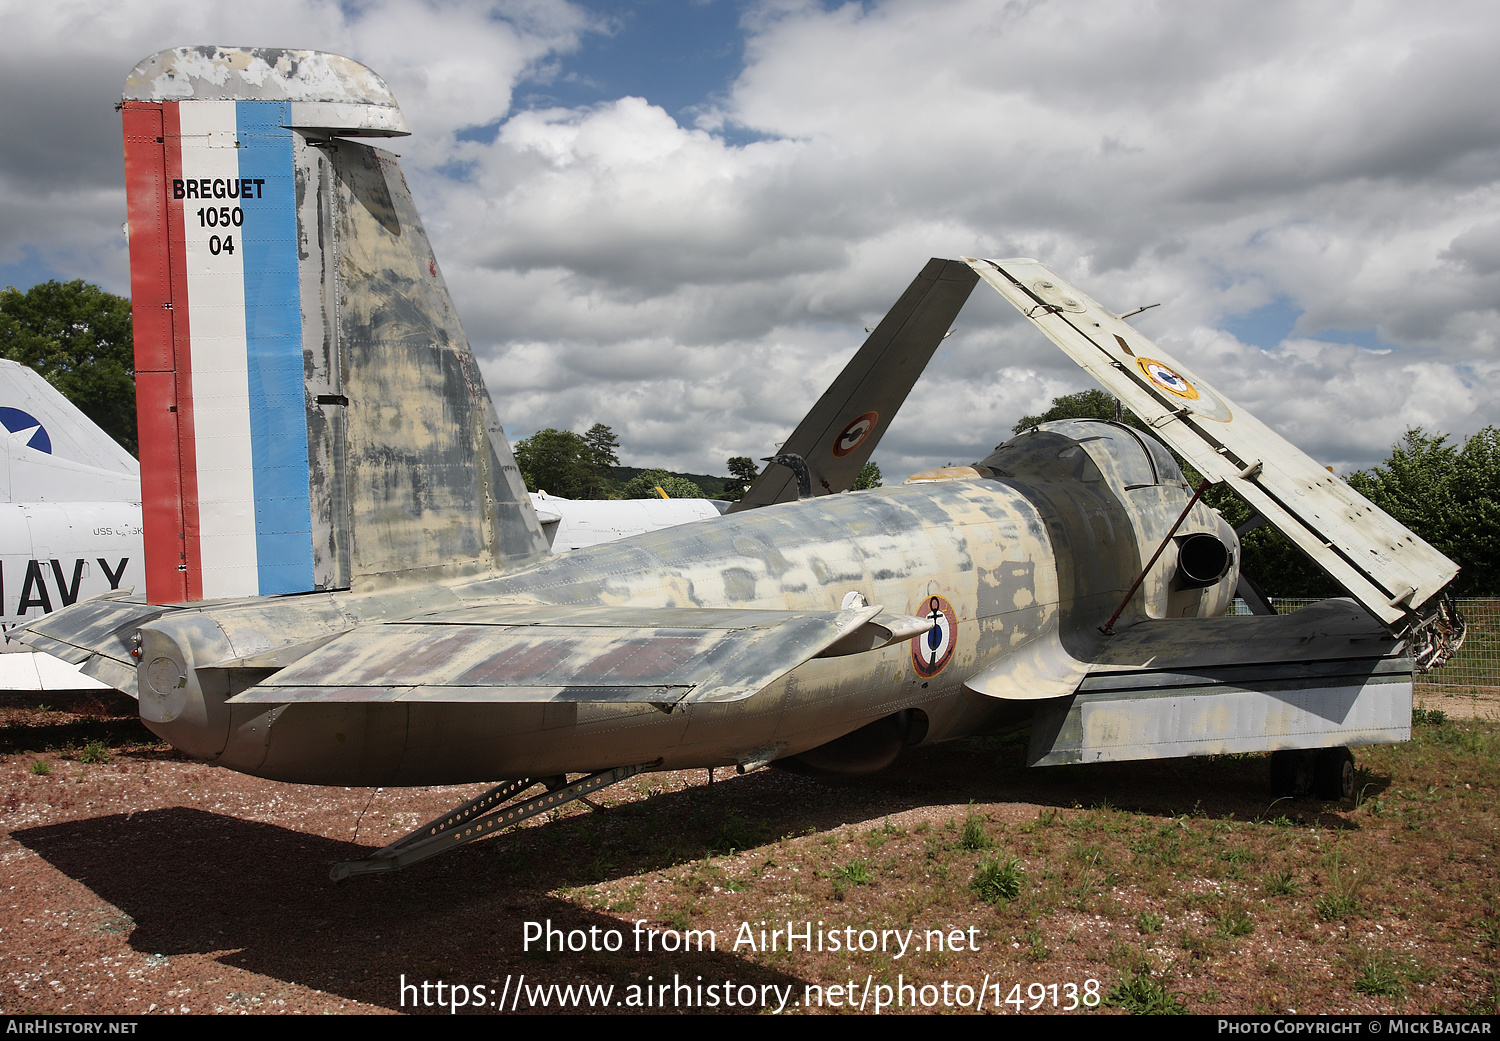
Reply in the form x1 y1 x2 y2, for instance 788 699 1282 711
1022 927 1050 962
1135 911 1164 935
78 741 111 764
1315 891 1360 921
837 860 873 886
1411 708 1447 727
972 856 1024 903
29 760 50 776
1264 870 1301 897
959 810 993 851
708 811 762 853
1214 905 1255 938
1353 956 1404 998
1107 971 1188 1015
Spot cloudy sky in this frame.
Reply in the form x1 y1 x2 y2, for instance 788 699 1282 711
3 0 1498 478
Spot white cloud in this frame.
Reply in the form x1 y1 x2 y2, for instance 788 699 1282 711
3 0 1497 477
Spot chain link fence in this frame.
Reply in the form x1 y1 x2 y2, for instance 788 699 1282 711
1228 597 1499 694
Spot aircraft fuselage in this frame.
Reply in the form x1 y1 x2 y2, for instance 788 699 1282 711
136 423 1236 785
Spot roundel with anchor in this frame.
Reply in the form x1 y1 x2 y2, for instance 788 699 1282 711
833 411 878 457
910 594 957 678
0 408 51 454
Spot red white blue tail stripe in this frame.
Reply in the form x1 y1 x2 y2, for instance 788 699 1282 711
123 98 314 602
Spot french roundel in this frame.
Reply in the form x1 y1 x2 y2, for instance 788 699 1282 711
1136 358 1200 401
910 594 957 678
833 411 878 457
0 408 51 454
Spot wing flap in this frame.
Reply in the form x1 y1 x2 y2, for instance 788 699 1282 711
966 257 1458 627
227 604 883 705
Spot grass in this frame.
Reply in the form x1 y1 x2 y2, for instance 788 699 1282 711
1352 956 1405 998
77 740 112 764
971 856 1024 903
1107 971 1189 1014
959 809 993 851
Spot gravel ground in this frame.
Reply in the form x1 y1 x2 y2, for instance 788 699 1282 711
2 689 1496 1016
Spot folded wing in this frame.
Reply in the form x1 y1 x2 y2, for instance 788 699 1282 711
966 257 1458 629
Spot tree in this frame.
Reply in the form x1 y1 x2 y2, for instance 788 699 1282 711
583 423 620 469
620 468 705 499
0 280 137 455
722 456 759 500
1012 389 1135 434
513 428 594 498
1348 427 1500 596
852 460 882 489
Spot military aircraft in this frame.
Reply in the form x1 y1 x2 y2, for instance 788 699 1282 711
0 360 144 690
21 47 1461 878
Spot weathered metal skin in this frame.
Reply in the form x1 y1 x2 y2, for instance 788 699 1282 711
114 422 1237 786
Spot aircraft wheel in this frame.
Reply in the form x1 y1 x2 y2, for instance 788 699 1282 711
1314 747 1356 801
1269 750 1315 797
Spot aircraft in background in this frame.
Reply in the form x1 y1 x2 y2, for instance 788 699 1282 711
23 47 1459 879
0 360 143 691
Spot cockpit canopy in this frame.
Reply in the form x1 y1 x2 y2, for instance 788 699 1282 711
978 419 1187 489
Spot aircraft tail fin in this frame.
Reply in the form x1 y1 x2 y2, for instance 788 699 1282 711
967 257 1458 629
730 258 978 511
0 359 139 503
120 47 547 604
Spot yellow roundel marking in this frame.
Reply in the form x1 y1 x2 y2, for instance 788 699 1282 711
1137 357 1200 400
910 594 957 678
833 411 879 457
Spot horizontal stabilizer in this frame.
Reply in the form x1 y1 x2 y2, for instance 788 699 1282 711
967 257 1458 628
227 603 887 706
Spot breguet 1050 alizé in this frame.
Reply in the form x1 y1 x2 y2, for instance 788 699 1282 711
22 47 1462 877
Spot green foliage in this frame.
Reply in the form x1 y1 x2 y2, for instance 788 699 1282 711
959 811 993 851
1135 911 1164 934
1353 956 1405 998
971 856 1024 903
852 460 882 490
0 280 137 455
621 468 705 499
514 428 595 498
1106 971 1188 1014
1412 708 1448 727
836 860 873 885
582 423 620 470
29 759 50 776
1264 869 1301 896
78 740 111 764
1348 427 1500 595
723 456 759 501
1013 388 1137 433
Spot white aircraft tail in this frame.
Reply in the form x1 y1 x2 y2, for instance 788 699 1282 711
0 359 138 504
120 46 547 605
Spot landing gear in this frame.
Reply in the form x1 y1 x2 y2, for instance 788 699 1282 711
1269 749 1314 798
1269 747 1355 801
1314 746 1356 801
